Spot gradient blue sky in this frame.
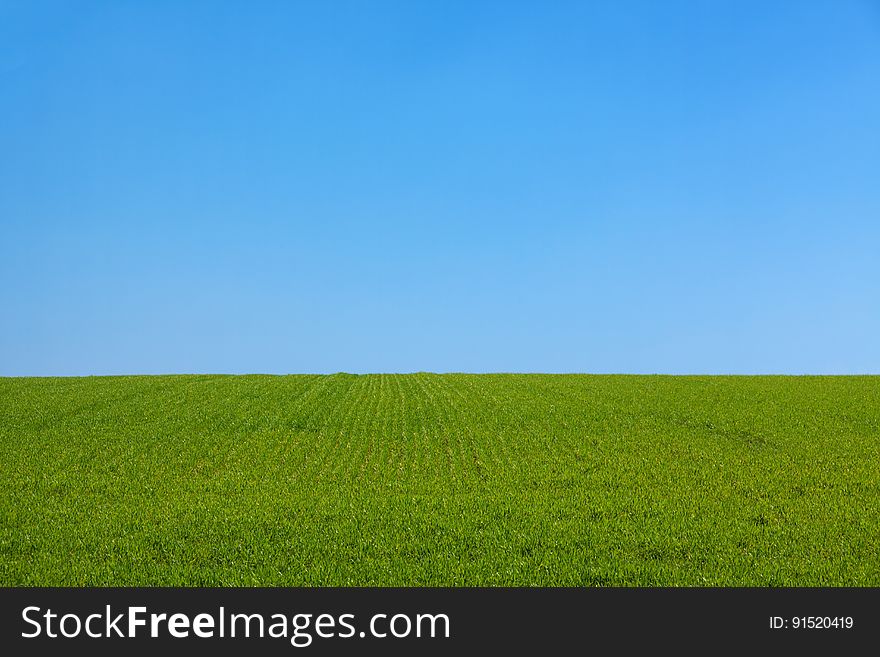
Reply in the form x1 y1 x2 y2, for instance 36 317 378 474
2 1 879 375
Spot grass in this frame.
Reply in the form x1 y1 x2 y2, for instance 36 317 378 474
1 373 878 586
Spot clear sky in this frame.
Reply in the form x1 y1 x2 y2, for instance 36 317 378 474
2 1 879 375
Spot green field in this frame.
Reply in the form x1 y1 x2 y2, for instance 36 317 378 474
1 374 878 586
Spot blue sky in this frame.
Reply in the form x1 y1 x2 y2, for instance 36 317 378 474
2 1 879 375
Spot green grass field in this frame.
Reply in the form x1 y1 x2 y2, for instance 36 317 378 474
1 374 878 586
